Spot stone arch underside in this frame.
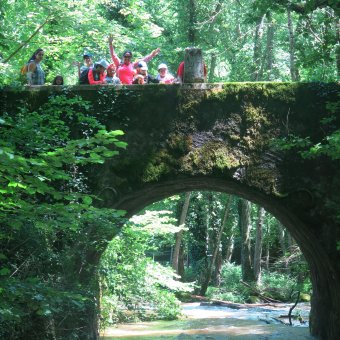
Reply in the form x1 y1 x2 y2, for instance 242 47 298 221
106 176 340 340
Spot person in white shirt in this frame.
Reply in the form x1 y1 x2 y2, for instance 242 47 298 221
156 63 175 84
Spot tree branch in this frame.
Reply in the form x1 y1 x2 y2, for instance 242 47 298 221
2 16 51 63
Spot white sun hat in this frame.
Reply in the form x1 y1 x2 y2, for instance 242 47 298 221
158 63 168 70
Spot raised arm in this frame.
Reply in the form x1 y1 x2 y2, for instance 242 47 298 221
72 61 81 78
133 48 161 67
108 34 120 67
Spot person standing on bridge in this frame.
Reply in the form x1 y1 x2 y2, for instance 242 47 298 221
87 59 109 85
156 63 175 84
25 48 45 85
132 61 159 84
72 52 94 79
105 63 121 84
108 34 160 85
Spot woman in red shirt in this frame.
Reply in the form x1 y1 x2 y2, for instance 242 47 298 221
88 59 109 85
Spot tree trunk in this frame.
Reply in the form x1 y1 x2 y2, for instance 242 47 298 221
287 232 295 252
188 0 196 43
178 245 185 278
58 262 100 339
208 53 217 83
253 207 264 283
277 222 286 256
264 11 275 80
214 251 223 287
265 246 270 270
225 235 234 262
238 199 255 282
252 14 266 81
287 8 300 81
172 192 191 274
335 17 340 79
200 195 233 295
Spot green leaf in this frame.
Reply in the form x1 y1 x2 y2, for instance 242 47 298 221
83 196 93 205
0 268 11 276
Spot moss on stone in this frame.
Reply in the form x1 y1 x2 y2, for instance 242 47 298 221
243 103 269 126
142 161 171 182
141 149 173 183
182 142 241 174
167 133 193 156
205 82 299 106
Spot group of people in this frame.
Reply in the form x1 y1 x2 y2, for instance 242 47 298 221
73 35 178 85
24 37 193 86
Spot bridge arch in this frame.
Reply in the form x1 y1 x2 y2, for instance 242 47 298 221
3 82 339 339
108 176 339 340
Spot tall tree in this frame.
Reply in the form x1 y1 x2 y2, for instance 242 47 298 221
238 199 255 282
188 0 197 43
252 14 266 80
263 11 275 80
225 234 235 262
277 222 287 256
253 207 265 283
336 17 340 79
200 195 233 295
172 192 191 275
287 8 300 80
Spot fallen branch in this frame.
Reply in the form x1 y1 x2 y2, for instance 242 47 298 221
240 280 283 303
288 291 300 326
190 294 283 309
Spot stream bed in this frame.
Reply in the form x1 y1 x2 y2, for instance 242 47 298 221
101 302 314 339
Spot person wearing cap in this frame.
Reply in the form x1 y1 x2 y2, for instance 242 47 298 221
156 63 175 84
88 59 109 85
108 34 160 85
73 53 93 78
132 61 159 84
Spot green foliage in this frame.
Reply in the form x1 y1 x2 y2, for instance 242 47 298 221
0 277 92 339
0 0 338 85
205 261 311 304
272 95 340 161
99 224 187 327
260 271 298 301
0 94 126 338
206 263 246 303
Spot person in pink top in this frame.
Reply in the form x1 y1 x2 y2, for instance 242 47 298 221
108 34 160 85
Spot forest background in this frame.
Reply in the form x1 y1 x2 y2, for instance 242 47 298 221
0 0 339 339
0 0 339 84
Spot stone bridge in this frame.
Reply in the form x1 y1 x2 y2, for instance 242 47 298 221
2 82 340 339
